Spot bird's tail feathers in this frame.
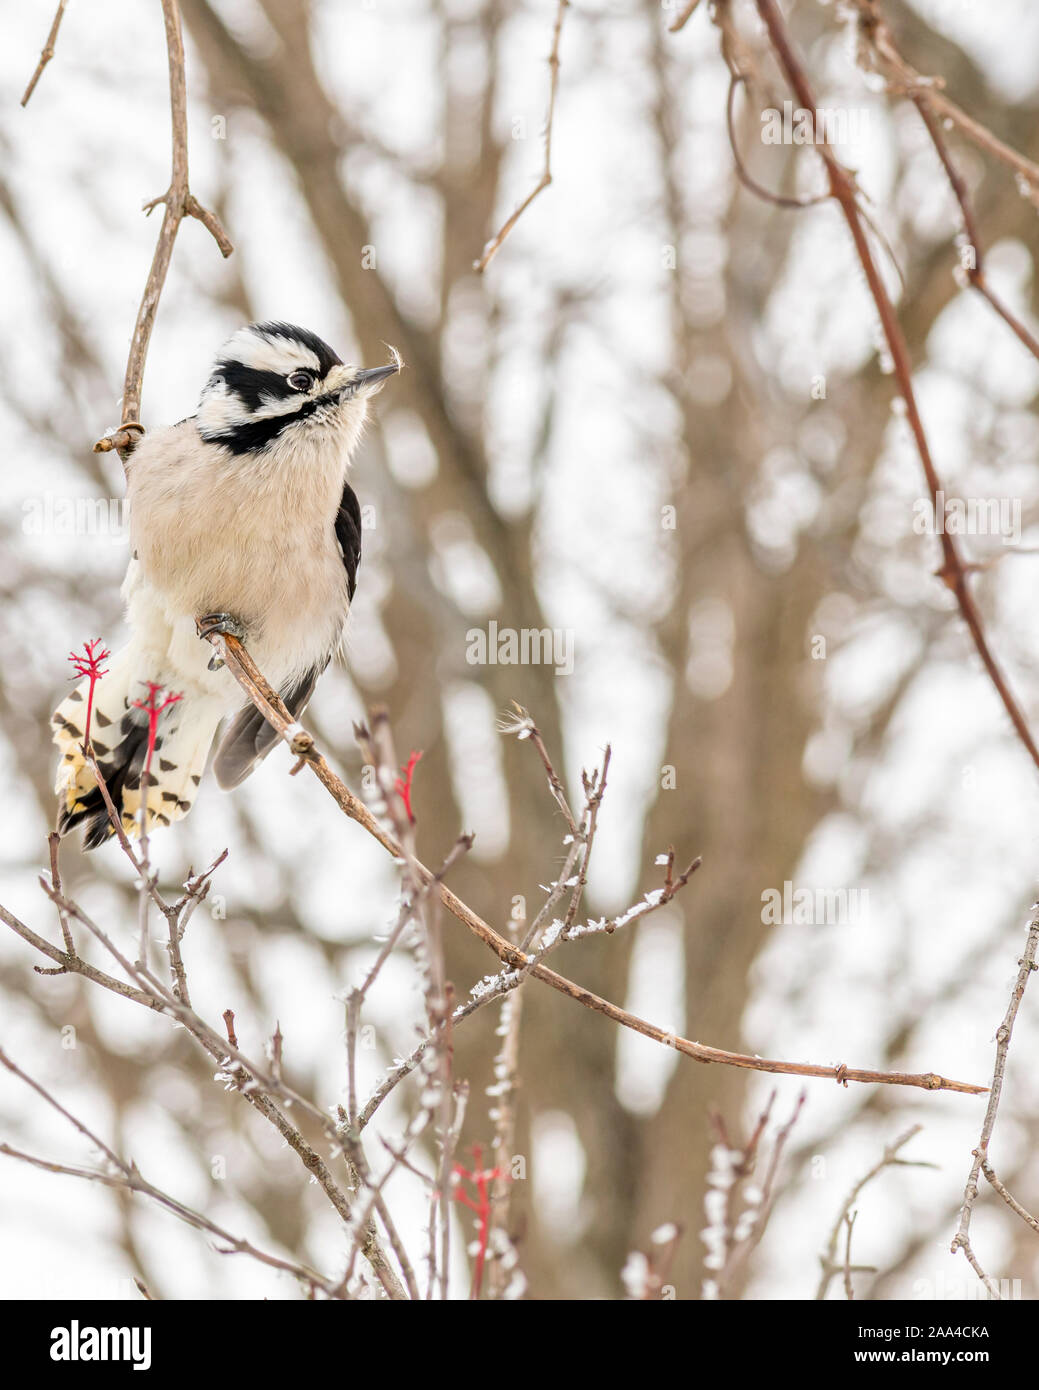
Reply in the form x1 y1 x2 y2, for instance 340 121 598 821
212 664 321 790
52 650 222 850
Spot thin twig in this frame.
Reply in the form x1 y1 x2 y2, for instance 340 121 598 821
1 901 161 1009
486 985 524 1299
842 1211 858 1301
951 911 1039 1294
562 748 610 931
22 703 417 1295
46 833 75 958
203 629 987 1098
474 0 569 271
668 0 702 35
94 0 232 461
853 0 1039 206
721 1089 807 1290
20 0 68 106
354 710 459 1298
980 1160 1039 1236
912 97 1039 363
14 872 409 1298
751 0 1039 778
816 1125 935 1300
0 1046 343 1297
726 74 828 211
343 833 471 1131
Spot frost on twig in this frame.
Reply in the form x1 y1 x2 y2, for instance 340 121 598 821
701 1090 805 1300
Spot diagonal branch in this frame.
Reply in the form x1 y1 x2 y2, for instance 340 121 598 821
20 0 69 107
751 0 1039 776
0 1046 343 1298
852 0 1039 206
203 628 987 1098
474 0 569 272
911 96 1039 364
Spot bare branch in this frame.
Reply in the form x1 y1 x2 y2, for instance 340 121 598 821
204 629 987 1098
5 868 409 1298
842 1211 859 1301
816 1125 936 1300
951 911 1039 1294
474 0 569 272
94 0 232 462
853 0 1039 206
726 74 828 211
0 1046 344 1297
749 0 1039 777
980 1160 1039 1236
668 0 703 36
911 96 1039 363
20 0 68 107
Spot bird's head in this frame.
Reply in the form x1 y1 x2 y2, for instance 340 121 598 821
196 322 401 455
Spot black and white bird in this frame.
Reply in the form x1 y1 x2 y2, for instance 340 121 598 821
52 321 400 849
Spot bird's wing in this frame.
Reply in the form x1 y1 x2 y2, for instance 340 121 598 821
335 479 363 602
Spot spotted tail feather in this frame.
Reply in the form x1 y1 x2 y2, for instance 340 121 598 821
52 656 222 850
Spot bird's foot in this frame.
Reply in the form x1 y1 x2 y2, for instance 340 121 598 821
197 612 248 669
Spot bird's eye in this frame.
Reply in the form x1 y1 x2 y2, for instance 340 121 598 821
287 370 315 391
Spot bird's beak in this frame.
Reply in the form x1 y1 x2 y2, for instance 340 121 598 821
330 348 402 401
353 363 400 390
351 346 403 395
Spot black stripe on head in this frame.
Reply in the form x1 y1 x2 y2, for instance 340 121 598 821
212 362 299 413
201 396 336 454
251 323 342 377
205 412 301 454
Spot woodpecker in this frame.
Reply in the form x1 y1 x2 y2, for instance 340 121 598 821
52 322 400 849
